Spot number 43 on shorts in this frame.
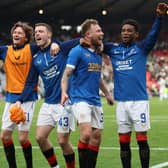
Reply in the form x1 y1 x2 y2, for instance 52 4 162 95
58 116 69 128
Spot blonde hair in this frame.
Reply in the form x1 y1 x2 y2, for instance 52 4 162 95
80 19 99 37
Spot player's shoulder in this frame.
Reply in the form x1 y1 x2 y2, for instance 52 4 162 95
69 44 83 54
106 42 120 48
72 44 82 50
113 42 120 46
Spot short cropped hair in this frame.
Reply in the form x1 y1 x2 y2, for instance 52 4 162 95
80 19 99 37
121 19 140 32
35 23 53 36
11 21 34 43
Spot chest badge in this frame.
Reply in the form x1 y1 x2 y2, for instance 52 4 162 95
14 55 21 60
84 52 91 57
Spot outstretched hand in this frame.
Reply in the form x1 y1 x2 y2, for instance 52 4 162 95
156 2 168 17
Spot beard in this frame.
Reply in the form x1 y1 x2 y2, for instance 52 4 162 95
91 38 103 54
91 38 101 47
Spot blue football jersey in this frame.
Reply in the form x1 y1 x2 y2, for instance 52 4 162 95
67 45 102 106
104 17 161 101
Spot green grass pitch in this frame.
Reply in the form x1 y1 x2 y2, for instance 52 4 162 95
0 97 168 167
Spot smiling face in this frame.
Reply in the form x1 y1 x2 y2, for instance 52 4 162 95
12 27 28 47
81 19 104 50
34 25 52 49
88 24 104 48
121 24 139 44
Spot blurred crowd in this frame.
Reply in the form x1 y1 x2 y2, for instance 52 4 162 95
0 29 168 101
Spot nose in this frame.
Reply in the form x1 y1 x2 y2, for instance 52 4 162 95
101 31 104 36
122 29 129 34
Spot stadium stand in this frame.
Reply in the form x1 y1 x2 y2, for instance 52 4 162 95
0 0 167 100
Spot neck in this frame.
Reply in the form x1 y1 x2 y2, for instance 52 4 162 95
13 43 25 49
89 43 97 50
40 40 51 49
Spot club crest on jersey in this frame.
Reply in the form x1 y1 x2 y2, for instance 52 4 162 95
84 52 91 57
37 59 42 64
14 55 21 60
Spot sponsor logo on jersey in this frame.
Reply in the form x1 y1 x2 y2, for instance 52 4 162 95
116 59 133 71
43 65 60 79
88 63 101 71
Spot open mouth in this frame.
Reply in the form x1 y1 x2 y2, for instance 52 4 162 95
123 36 129 40
36 37 42 42
13 37 20 41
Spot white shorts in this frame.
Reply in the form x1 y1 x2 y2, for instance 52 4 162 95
72 102 104 129
116 100 150 133
37 103 75 133
1 101 35 131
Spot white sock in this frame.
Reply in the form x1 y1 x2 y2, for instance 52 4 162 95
52 165 60 168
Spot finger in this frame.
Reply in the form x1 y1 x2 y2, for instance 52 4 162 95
16 101 21 108
109 100 114 105
50 50 55 56
61 98 66 106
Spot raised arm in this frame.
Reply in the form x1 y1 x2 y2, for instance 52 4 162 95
156 2 168 17
140 2 168 54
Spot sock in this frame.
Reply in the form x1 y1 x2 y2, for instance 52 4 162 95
21 140 32 168
138 141 150 168
64 153 75 168
52 166 60 168
43 148 58 167
120 142 131 168
87 144 99 168
3 139 17 168
78 140 88 168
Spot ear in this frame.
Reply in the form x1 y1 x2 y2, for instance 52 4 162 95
135 32 139 39
25 37 28 43
85 31 91 38
48 32 52 39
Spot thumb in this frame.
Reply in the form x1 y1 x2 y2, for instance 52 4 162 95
16 101 21 108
